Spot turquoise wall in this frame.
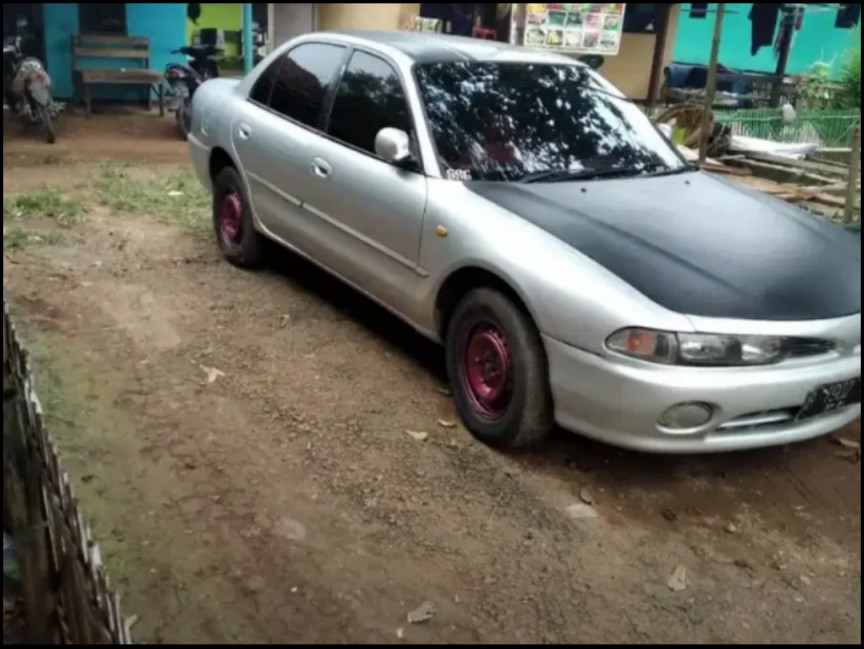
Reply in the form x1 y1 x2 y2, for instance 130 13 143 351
43 4 78 98
673 3 860 79
44 3 187 99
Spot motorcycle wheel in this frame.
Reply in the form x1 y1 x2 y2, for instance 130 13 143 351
175 97 191 140
37 105 57 144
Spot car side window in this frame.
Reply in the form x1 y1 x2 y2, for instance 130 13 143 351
327 50 414 160
249 56 280 105
268 43 346 128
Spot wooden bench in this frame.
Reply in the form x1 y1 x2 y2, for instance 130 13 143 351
71 34 164 117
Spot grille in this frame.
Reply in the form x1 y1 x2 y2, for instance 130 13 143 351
717 409 796 433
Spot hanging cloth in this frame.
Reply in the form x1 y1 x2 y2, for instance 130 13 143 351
835 4 861 29
690 4 709 19
187 3 202 26
749 4 781 56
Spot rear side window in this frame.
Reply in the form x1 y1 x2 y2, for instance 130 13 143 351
327 51 413 157
268 43 346 128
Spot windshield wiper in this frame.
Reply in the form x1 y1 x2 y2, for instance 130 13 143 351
644 163 700 177
520 162 700 184
519 167 645 183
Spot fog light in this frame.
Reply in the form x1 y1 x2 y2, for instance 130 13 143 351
658 402 715 430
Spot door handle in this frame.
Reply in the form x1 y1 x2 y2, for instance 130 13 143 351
238 123 252 139
311 157 332 179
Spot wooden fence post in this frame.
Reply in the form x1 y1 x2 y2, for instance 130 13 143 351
3 384 53 643
699 4 726 164
4 300 134 644
843 122 861 225
3 308 55 644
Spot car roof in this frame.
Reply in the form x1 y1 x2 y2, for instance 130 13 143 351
326 30 583 66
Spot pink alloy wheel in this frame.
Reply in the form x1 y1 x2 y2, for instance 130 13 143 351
219 191 243 245
462 322 514 420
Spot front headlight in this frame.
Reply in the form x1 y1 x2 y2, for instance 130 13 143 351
606 328 787 366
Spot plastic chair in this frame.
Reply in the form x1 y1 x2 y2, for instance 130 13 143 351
471 27 498 41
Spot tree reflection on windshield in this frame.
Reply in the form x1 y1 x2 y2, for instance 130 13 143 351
414 62 686 182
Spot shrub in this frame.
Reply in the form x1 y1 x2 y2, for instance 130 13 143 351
836 42 860 109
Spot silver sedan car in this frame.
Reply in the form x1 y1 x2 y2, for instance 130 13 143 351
188 30 861 453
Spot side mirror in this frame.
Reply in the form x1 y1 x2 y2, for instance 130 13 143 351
374 127 413 166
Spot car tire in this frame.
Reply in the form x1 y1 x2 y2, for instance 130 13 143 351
446 288 554 448
175 97 191 140
212 166 265 268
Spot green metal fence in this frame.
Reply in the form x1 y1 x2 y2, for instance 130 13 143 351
715 109 861 148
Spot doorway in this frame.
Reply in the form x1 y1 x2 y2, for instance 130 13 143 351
77 3 128 34
3 3 46 61
3 3 46 109
418 3 511 41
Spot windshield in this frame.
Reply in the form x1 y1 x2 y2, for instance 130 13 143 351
414 61 687 182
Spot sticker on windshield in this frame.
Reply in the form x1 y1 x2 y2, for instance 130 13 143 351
446 169 473 181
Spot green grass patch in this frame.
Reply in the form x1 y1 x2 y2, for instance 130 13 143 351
3 190 84 226
3 227 67 251
93 166 210 234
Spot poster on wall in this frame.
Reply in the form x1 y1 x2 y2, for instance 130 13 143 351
517 3 626 55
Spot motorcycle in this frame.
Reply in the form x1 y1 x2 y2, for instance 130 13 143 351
165 44 221 140
3 27 62 143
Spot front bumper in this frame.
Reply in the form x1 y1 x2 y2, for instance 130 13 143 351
544 335 861 454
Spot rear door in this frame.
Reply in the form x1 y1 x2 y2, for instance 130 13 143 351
302 49 429 313
231 42 348 244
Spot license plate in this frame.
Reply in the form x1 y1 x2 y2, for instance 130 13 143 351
796 377 861 421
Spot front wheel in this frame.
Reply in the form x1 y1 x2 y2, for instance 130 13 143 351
175 97 191 140
445 288 554 448
36 105 56 144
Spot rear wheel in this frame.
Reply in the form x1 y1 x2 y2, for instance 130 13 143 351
175 97 191 140
445 288 554 448
212 166 265 268
36 105 56 144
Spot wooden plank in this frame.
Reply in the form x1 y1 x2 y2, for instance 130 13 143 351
703 162 749 176
78 68 163 84
734 175 850 208
723 157 837 186
74 34 149 46
741 151 849 178
73 47 149 59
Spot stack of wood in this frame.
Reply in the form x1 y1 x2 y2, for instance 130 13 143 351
677 144 860 221
723 152 858 212
655 102 860 223
676 143 748 176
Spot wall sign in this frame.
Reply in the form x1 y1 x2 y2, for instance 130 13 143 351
514 3 627 55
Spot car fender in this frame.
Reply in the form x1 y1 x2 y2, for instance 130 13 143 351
419 179 695 353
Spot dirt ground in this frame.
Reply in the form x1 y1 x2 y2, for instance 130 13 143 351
3 113 862 644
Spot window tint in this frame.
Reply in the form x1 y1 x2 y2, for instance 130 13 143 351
327 51 413 157
414 62 686 182
249 57 280 104
269 43 346 128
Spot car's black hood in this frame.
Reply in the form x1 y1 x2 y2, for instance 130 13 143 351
468 172 861 321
